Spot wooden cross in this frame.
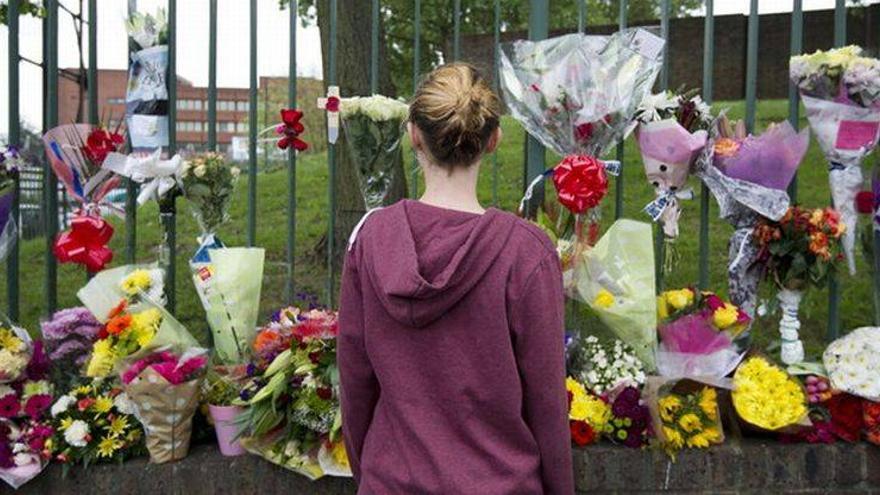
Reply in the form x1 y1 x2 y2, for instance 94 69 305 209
317 85 341 145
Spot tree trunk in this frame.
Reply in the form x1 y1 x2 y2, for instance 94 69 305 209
315 0 408 268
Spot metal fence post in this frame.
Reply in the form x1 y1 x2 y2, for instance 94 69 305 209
410 0 421 198
524 0 548 216
492 0 500 206
208 0 218 151
286 0 298 303
326 0 338 306
7 0 20 320
371 0 380 94
453 0 461 62
787 0 802 202
744 0 758 134
125 0 138 266
163 0 178 314
45 0 59 315
828 0 846 340
247 0 258 247
655 0 670 291
698 0 714 291
614 0 626 220
87 0 98 126
577 0 585 33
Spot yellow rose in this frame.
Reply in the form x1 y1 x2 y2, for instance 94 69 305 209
664 289 694 311
713 303 739 330
593 289 615 309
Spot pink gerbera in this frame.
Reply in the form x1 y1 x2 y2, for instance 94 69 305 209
23 394 53 420
0 394 20 418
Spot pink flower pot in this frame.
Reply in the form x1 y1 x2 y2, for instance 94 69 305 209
208 404 246 456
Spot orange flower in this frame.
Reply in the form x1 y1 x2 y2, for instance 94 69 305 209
106 314 132 336
107 300 128 319
253 329 280 352
714 137 740 157
809 231 828 253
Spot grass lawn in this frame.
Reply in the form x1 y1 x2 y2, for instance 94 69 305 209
1 99 876 360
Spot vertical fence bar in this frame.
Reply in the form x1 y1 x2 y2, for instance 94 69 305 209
787 0 802 201
326 0 338 305
577 0 585 33
125 0 138 265
492 0 500 206
525 0 548 215
45 0 59 315
163 0 178 313
698 0 713 290
828 0 846 340
208 0 217 151
286 0 298 303
744 0 758 134
370 0 379 94
655 0 670 291
247 0 258 247
453 0 461 61
7 0 20 320
87 0 98 125
614 0 626 220
410 0 421 198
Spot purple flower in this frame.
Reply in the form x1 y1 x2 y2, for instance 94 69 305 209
0 395 20 419
25 342 50 381
23 394 52 420
246 363 257 376
0 442 14 469
48 339 89 361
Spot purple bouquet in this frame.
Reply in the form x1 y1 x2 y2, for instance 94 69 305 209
607 386 652 448
40 307 102 380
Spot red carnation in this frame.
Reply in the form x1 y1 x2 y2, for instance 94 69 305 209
552 155 609 215
325 96 340 113
570 420 596 446
855 190 874 215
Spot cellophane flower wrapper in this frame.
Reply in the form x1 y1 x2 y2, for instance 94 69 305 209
823 326 880 401
76 264 164 322
656 315 744 389
202 248 265 364
340 95 409 210
0 147 21 263
695 130 796 325
42 124 122 207
574 219 657 370
642 378 724 454
801 95 880 273
0 319 32 384
120 347 207 464
731 355 810 432
636 119 707 238
239 431 325 480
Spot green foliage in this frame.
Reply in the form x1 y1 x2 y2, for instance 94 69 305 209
0 0 45 25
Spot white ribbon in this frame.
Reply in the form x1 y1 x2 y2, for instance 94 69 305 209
103 149 182 205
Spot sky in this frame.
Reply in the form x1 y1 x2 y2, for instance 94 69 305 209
0 0 872 134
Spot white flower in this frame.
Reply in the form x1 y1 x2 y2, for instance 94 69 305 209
51 395 76 418
113 392 137 415
193 165 207 178
64 420 90 447
824 326 880 400
341 95 408 122
637 91 680 123
230 167 241 179
13 452 33 467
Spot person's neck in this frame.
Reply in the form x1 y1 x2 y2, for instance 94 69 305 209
419 160 484 214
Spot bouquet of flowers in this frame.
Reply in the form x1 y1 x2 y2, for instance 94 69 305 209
125 8 170 148
731 356 809 431
501 28 663 290
695 116 809 329
238 307 350 479
566 378 650 448
0 323 31 384
179 152 239 236
865 400 880 445
340 95 409 209
569 335 646 396
0 145 22 260
650 382 722 457
77 265 166 318
201 365 248 456
40 307 103 385
49 379 145 472
0 345 53 489
823 326 880 401
571 220 658 369
655 288 749 379
635 89 712 262
753 206 845 364
790 46 880 273
566 377 611 446
604 386 652 448
120 348 208 463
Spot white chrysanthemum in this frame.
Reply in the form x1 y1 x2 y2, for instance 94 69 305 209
341 95 408 122
113 392 137 415
64 420 90 448
824 326 880 400
637 91 680 123
50 395 76 417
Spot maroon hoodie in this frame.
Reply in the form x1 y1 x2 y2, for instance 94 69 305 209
339 199 573 495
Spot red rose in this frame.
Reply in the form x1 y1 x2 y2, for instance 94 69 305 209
570 420 596 446
316 387 333 401
325 96 340 113
827 393 864 442
552 155 609 215
83 128 123 165
855 190 875 215
574 122 594 142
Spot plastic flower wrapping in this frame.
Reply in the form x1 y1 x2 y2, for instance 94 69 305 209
125 8 170 148
42 123 125 273
695 116 808 327
48 379 145 472
731 356 809 431
780 374 876 445
790 46 880 273
569 335 646 397
572 220 657 369
635 90 711 253
237 306 350 479
0 145 22 262
501 28 663 287
340 95 409 209
566 377 651 448
40 308 103 385
644 379 723 457
823 327 880 401
0 343 53 489
119 347 208 464
655 288 749 384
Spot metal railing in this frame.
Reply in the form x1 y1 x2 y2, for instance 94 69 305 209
2 0 872 341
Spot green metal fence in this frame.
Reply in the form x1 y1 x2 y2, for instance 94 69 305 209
1 0 871 341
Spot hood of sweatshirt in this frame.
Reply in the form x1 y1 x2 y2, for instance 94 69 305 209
357 199 517 328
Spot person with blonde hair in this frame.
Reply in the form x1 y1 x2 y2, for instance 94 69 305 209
339 63 573 494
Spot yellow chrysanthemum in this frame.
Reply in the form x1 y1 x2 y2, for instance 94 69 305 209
732 357 808 430
566 377 587 402
699 388 718 420
126 428 142 443
593 289 615 309
712 303 739 330
678 413 703 433
664 289 694 311
662 426 684 448
658 395 681 423
686 431 711 448
120 270 152 296
331 441 350 469
73 384 93 396
86 340 117 378
107 415 129 437
702 426 722 443
93 396 114 414
97 435 122 458
656 294 669 320
59 417 73 431
129 309 161 348
0 328 23 352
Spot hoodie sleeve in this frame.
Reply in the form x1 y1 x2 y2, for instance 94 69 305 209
510 252 574 495
338 248 380 483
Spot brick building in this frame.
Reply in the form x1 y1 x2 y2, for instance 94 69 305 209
58 69 275 152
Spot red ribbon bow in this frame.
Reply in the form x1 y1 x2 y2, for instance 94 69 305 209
552 155 609 215
276 109 309 151
53 214 114 273
83 128 124 165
